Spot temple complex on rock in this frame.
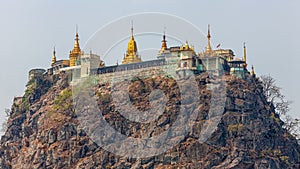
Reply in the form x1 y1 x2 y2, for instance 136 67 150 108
29 24 256 81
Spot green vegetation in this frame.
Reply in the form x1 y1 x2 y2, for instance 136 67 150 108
130 76 140 82
98 93 111 104
260 149 267 158
227 124 243 133
72 76 97 96
280 156 290 165
259 148 290 165
52 89 73 114
260 149 275 158
24 80 36 98
260 75 299 141
48 89 73 124
273 149 281 156
270 112 280 123
20 79 37 111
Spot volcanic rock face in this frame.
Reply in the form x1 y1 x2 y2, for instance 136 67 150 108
0 72 299 169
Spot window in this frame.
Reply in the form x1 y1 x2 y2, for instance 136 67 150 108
192 58 196 67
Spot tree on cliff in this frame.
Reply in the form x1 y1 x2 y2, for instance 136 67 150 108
260 75 291 116
283 115 300 140
260 74 300 140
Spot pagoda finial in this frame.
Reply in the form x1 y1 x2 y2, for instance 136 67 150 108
75 25 79 43
243 42 247 68
126 21 137 54
122 22 141 64
75 25 79 42
207 24 211 39
205 24 212 54
161 27 167 51
73 25 81 53
51 46 57 67
185 40 189 48
53 46 56 56
69 25 81 67
131 20 134 37
250 65 255 77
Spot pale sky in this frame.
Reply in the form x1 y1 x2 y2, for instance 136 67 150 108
0 0 299 133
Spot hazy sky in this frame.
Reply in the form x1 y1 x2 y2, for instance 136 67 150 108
0 0 299 132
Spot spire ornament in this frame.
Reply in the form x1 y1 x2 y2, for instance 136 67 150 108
69 25 82 67
122 22 142 64
130 20 134 38
51 46 56 67
250 65 255 77
161 29 167 52
205 24 212 54
243 42 247 68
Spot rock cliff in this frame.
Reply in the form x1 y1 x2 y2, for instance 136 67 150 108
0 72 299 169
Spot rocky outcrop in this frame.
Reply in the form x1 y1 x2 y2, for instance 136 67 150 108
0 72 299 169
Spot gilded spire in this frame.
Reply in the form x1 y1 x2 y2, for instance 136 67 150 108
131 20 134 38
69 26 82 67
243 42 247 68
122 22 142 64
207 24 211 39
161 30 167 51
185 40 189 48
205 24 212 54
250 65 255 77
72 32 81 54
127 22 137 54
51 47 56 67
180 40 195 52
